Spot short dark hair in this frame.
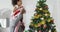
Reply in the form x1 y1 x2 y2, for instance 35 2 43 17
12 0 19 6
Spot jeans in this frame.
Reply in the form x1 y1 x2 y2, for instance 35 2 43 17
10 14 23 32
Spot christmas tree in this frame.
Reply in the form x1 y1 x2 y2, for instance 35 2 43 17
28 0 57 32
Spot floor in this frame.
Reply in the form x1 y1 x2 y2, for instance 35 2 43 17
0 27 10 32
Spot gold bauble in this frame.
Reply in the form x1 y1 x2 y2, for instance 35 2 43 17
45 13 50 16
48 19 51 22
39 8 43 10
30 20 33 22
34 16 38 19
40 20 45 25
40 17 44 20
48 18 53 22
49 30 51 32
34 15 40 19
38 23 41 27
34 24 38 27
45 13 48 16
43 10 49 12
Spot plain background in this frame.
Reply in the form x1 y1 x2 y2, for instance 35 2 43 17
0 0 60 32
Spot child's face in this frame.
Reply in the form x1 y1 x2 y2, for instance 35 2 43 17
17 0 22 6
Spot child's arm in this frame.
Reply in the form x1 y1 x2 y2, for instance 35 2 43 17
13 5 18 12
13 7 17 12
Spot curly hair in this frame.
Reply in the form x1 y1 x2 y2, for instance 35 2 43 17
12 0 20 6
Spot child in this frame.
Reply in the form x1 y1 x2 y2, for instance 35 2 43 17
10 0 25 32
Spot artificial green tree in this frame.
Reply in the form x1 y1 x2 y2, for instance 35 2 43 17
28 0 57 32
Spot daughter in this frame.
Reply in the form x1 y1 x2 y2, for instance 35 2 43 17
10 0 25 32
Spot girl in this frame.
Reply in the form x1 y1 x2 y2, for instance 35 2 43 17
10 0 25 32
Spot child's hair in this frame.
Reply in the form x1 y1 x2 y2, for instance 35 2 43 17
12 0 20 6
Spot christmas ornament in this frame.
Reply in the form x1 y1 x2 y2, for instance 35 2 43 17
35 30 37 32
30 20 33 22
34 15 40 19
49 30 51 32
38 23 41 27
39 8 43 10
43 24 47 29
43 10 49 13
45 13 48 16
34 24 38 27
48 18 52 22
48 18 54 23
40 17 44 20
40 20 45 24
44 13 50 16
44 5 48 9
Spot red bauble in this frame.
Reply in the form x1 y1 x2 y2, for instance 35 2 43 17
38 30 42 32
43 24 47 29
45 5 48 9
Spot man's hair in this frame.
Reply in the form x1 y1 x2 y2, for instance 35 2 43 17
12 0 19 6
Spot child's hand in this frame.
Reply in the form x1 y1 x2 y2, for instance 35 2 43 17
13 7 17 12
13 5 18 12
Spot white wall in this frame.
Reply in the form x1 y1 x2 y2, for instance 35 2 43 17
56 0 60 32
0 0 13 10
0 0 60 32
